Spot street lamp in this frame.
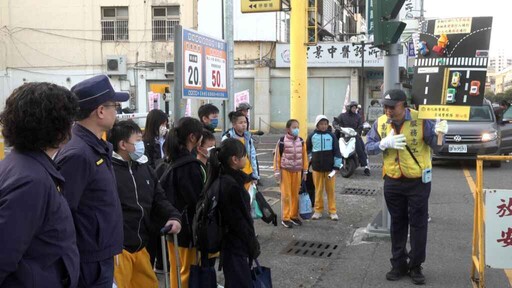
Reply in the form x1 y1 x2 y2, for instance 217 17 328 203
351 34 368 107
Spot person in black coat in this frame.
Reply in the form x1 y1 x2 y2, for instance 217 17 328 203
0 83 80 287
108 120 181 287
160 117 205 287
335 100 371 176
143 109 169 168
205 138 260 288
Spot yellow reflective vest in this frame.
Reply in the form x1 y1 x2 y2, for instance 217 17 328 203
376 109 432 179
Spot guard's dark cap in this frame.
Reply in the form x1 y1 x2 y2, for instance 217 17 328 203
381 89 406 106
71 75 129 110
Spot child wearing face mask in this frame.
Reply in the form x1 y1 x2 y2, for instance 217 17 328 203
160 117 205 288
108 120 182 287
143 109 169 168
273 119 309 228
197 130 216 178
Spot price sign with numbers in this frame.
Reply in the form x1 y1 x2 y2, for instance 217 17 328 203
184 42 203 90
205 47 226 91
178 28 228 100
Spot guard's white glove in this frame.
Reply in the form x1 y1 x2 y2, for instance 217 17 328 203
379 129 407 150
435 120 449 135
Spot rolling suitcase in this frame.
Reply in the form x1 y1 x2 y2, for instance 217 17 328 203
161 226 182 288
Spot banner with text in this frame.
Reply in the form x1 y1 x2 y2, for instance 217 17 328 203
276 43 407 68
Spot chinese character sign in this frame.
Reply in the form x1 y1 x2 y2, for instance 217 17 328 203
276 43 407 68
485 189 512 269
234 90 251 123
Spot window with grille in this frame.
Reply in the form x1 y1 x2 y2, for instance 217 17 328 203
101 7 129 41
152 6 180 41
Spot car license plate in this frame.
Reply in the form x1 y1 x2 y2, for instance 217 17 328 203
449 144 467 153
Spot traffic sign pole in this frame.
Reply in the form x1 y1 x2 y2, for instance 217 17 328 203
290 0 308 140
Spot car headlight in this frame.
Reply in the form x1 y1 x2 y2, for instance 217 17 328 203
482 131 498 142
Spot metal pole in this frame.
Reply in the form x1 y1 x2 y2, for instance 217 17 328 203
361 41 365 105
290 0 308 139
173 25 183 123
225 0 234 131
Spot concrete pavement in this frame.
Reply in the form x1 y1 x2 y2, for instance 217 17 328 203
158 134 512 287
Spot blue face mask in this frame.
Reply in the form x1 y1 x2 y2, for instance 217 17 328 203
129 141 145 161
210 118 219 129
291 128 299 137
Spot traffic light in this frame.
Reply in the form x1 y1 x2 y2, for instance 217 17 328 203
372 0 406 49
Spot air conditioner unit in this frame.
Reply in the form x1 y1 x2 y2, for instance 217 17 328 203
164 60 174 75
106 55 127 76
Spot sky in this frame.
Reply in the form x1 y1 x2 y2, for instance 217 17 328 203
424 0 512 56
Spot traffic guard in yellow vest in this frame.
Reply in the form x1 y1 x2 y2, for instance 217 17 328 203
365 89 448 285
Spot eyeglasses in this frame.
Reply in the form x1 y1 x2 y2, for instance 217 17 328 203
102 104 118 109
124 141 136 146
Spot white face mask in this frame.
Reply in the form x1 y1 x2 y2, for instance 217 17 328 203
159 125 168 138
129 140 145 161
199 146 215 158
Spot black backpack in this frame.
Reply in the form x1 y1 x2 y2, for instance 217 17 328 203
193 178 224 255
156 157 203 205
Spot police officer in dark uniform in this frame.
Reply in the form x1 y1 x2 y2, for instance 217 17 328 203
56 75 130 287
0 83 80 287
365 89 448 285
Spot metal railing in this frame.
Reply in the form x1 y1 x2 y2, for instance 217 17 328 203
101 20 129 41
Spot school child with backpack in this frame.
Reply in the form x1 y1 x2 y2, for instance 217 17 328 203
201 138 260 288
107 120 182 287
222 111 259 190
273 119 309 228
160 117 205 288
307 115 343 221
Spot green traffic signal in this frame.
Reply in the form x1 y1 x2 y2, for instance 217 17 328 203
372 0 407 49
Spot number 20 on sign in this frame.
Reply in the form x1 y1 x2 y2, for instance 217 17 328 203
184 42 202 89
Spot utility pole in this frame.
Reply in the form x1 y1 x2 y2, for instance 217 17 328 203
290 0 308 139
224 0 235 131
367 0 406 236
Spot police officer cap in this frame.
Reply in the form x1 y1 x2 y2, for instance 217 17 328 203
236 102 252 111
381 89 406 106
71 75 130 110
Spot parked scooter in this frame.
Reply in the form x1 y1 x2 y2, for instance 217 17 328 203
333 117 359 178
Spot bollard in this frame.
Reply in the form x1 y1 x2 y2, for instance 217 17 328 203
0 132 4 160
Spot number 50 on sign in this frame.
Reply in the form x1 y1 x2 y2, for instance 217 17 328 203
205 47 226 91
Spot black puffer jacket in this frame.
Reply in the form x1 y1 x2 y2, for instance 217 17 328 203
336 111 363 135
214 168 260 258
144 139 163 169
112 154 181 253
160 148 204 248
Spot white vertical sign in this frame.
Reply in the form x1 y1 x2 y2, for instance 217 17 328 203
485 189 512 269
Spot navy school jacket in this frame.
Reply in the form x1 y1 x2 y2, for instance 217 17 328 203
0 150 79 287
56 124 123 262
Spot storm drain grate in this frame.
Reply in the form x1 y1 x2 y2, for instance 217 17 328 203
341 187 379 196
282 240 340 259
370 164 383 169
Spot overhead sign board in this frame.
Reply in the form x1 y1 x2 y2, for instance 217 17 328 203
417 105 470 121
241 0 282 13
411 17 492 106
175 26 228 100
276 43 407 68
485 189 512 269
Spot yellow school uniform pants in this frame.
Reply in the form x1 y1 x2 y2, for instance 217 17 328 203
312 171 337 214
113 248 158 288
280 170 302 221
168 243 197 288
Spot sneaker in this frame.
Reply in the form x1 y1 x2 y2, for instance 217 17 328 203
385 265 409 281
290 218 303 226
281 220 293 228
311 212 322 220
364 167 371 176
330 214 339 221
410 266 426 285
